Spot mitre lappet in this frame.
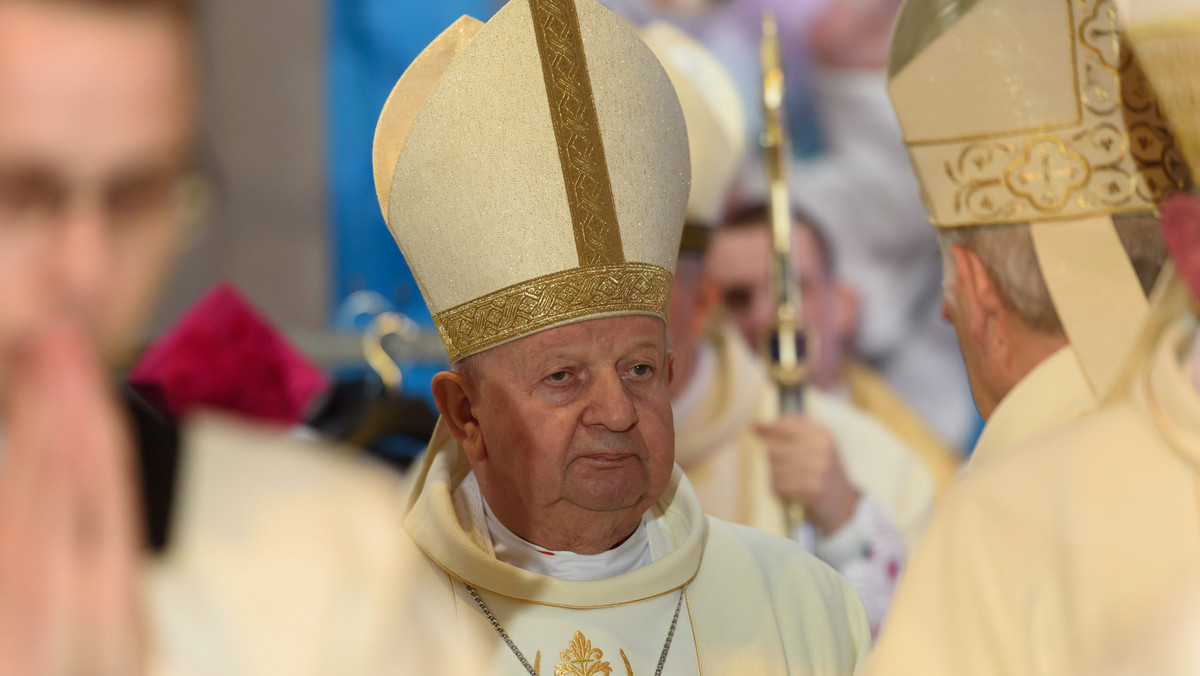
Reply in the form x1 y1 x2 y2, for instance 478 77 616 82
372 0 690 364
888 0 1193 398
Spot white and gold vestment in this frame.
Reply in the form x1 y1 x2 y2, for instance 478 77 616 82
370 0 874 672
866 0 1198 672
402 424 870 675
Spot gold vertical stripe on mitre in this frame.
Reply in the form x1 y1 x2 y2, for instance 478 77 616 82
528 0 625 267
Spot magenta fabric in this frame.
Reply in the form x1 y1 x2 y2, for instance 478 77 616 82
130 283 329 425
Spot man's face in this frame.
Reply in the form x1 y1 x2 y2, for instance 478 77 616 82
467 316 676 537
0 2 196 382
707 220 840 385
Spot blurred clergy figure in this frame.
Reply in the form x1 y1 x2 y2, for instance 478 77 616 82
639 22 934 634
373 1 870 672
865 0 1197 673
0 0 482 673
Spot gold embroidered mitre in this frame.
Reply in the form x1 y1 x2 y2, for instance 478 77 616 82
1122 0 1200 176
888 0 1188 228
640 23 746 250
373 0 690 363
887 0 1191 397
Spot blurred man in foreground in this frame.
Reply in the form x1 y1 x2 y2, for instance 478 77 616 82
864 0 1196 672
0 1 474 673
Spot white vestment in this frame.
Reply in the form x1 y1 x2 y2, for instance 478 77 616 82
966 344 1096 471
402 420 872 675
672 326 934 632
145 415 486 675
866 283 1200 675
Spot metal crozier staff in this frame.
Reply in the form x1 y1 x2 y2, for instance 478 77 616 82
761 11 810 415
761 11 810 529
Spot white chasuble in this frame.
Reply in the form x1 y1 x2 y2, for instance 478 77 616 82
403 421 872 675
866 293 1200 675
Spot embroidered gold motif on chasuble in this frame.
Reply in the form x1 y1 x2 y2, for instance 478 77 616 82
525 631 636 676
904 0 1189 228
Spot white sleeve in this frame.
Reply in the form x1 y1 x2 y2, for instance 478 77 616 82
812 494 907 637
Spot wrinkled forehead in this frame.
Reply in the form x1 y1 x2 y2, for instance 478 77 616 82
0 2 194 173
469 315 669 375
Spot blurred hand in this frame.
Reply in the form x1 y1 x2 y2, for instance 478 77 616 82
807 0 903 70
757 414 860 535
0 320 144 676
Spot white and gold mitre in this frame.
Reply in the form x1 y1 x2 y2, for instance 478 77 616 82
373 0 690 363
888 0 1192 398
888 0 1190 229
640 22 746 248
1122 0 1200 176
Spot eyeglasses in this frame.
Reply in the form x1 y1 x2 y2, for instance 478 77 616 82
0 163 211 259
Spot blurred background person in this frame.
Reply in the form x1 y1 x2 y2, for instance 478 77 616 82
594 0 977 451
709 204 960 494
644 22 935 634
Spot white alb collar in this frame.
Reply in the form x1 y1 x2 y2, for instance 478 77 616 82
481 492 653 582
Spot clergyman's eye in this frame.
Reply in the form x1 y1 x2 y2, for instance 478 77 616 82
631 364 652 377
547 371 570 383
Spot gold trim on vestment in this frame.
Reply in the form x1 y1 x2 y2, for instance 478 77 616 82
447 571 696 610
684 589 702 675
434 263 671 362
528 0 625 267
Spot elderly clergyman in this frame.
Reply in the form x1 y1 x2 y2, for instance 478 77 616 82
373 0 870 672
863 0 1195 673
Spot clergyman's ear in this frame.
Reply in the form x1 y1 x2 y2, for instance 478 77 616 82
949 243 1002 343
431 370 485 462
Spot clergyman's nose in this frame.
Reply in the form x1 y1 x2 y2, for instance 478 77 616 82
583 368 639 433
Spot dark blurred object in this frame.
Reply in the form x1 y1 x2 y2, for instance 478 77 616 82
121 382 180 554
130 283 330 425
306 377 438 472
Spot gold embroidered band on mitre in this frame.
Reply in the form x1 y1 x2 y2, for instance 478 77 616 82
895 0 1190 229
434 263 672 363
529 0 625 267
